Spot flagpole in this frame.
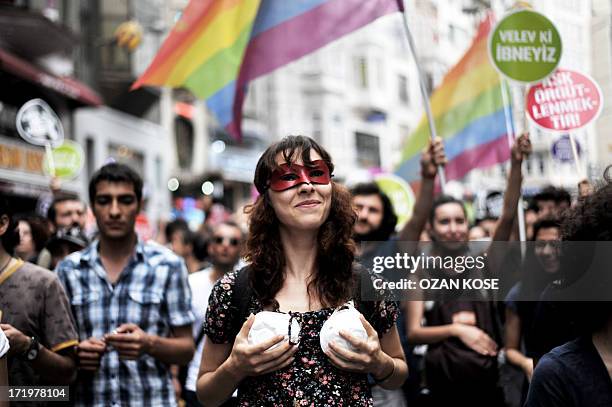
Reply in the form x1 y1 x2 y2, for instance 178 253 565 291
44 142 56 177
568 133 584 179
399 0 446 193
500 78 527 245
500 80 515 148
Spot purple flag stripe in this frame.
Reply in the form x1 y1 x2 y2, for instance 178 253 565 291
227 0 402 136
242 0 401 82
444 134 511 181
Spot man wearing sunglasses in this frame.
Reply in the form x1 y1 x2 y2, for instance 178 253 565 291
183 221 245 407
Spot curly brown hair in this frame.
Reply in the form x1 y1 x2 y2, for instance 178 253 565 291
245 136 357 309
561 166 612 241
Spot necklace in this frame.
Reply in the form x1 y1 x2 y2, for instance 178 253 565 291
0 256 13 275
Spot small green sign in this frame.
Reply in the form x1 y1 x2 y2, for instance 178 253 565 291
374 174 415 229
43 140 84 179
489 9 562 83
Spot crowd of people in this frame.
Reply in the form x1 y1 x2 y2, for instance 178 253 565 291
0 134 611 406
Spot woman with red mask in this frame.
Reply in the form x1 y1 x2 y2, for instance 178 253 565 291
196 136 407 406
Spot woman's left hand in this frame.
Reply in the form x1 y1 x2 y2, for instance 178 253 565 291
325 315 390 376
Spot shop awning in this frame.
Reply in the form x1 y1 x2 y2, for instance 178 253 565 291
0 48 103 106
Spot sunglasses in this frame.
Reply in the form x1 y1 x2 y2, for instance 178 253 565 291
213 236 241 246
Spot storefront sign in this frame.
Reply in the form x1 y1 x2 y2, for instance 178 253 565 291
16 99 64 147
489 9 562 83
0 137 45 175
527 69 603 132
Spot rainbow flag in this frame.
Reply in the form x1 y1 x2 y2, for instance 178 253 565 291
133 0 403 137
395 16 513 183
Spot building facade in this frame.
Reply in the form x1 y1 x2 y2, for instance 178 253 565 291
0 1 102 212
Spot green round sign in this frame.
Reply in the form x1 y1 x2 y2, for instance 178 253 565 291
43 140 84 179
489 9 562 83
374 174 415 229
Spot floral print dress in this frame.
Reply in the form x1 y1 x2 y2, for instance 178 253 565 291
203 270 398 406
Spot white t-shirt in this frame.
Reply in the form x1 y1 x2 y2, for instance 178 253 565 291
185 268 218 392
0 329 9 358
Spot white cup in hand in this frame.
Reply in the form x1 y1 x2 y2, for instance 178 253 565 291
247 311 300 350
320 305 367 353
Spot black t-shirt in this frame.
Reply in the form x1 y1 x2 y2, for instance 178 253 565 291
417 245 502 404
525 335 612 407
528 296 596 361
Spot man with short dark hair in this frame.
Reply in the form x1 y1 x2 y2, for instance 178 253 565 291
38 195 89 269
0 198 78 398
351 138 447 267
47 195 87 231
166 220 202 273
351 183 398 243
350 139 447 407
56 163 195 406
533 186 571 219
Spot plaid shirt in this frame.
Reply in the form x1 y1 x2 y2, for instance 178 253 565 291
56 239 194 407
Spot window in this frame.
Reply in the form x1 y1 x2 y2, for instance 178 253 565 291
355 132 380 168
376 58 385 90
312 112 322 141
526 155 533 175
537 152 545 175
86 138 95 180
174 117 194 170
155 156 162 189
398 74 409 104
355 56 369 89
425 73 434 95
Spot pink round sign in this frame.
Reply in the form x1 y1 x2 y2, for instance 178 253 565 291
526 69 603 132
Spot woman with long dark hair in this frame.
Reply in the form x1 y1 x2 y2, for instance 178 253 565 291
196 136 407 406
14 214 49 264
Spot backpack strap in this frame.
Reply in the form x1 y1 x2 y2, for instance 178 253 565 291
231 266 253 332
352 263 376 322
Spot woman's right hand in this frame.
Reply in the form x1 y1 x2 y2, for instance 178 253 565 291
453 323 498 356
226 314 297 379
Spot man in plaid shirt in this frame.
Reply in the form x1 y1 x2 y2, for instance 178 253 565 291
56 163 195 406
